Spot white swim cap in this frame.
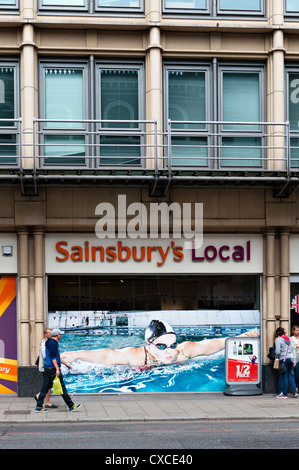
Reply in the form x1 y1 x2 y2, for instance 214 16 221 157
145 319 175 344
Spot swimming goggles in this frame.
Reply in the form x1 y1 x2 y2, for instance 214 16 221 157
151 342 178 351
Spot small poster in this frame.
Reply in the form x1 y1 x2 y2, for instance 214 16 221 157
225 336 260 385
0 276 17 395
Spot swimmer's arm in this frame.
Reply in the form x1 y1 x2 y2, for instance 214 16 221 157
61 347 142 366
180 338 226 358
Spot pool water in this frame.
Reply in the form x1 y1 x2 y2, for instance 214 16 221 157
59 332 227 393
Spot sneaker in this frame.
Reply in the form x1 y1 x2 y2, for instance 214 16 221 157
293 393 298 398
276 393 288 399
69 404 82 412
35 407 48 413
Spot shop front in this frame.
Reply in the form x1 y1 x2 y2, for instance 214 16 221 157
44 233 263 394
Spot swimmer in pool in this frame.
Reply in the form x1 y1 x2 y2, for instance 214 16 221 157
61 319 259 367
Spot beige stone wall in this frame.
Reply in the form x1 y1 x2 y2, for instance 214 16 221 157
4 186 297 365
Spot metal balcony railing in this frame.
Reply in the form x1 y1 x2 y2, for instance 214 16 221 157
31 118 160 173
0 118 22 170
166 120 290 173
1 118 297 178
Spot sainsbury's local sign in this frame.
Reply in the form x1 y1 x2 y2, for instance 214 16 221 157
45 234 263 274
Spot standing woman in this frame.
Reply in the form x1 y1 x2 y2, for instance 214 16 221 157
275 327 298 399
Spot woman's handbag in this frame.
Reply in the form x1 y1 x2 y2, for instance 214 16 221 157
273 357 279 369
278 344 289 374
278 362 286 374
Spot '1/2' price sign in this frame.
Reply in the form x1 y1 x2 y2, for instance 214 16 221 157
225 337 261 385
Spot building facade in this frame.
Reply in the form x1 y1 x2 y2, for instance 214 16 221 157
1 0 299 395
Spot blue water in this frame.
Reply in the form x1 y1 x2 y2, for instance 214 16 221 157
59 332 227 393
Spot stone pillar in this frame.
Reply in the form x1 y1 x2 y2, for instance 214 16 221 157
271 29 286 171
264 229 276 358
280 228 290 334
33 226 45 357
20 23 36 169
17 227 30 366
146 26 163 170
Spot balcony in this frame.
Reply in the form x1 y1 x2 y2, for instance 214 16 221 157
2 118 299 197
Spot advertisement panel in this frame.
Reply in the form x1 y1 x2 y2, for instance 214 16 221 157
0 276 17 395
50 309 260 393
225 336 261 388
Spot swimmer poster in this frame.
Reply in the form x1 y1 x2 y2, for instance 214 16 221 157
0 276 17 395
49 309 260 393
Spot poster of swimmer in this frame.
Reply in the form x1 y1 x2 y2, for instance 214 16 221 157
48 309 260 393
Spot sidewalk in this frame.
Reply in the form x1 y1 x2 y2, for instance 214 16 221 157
1 392 299 423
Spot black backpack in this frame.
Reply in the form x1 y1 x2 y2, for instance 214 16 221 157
267 344 276 360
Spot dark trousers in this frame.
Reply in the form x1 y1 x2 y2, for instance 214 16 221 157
36 367 74 409
278 358 297 395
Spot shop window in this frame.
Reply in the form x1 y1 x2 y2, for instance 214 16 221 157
163 0 264 17
48 274 258 311
164 62 265 168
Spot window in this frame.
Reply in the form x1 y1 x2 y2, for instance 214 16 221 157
285 0 299 14
165 66 209 166
163 0 264 16
0 61 19 165
163 0 209 16
39 60 144 167
38 0 143 14
96 0 143 13
219 67 263 167
40 64 88 165
165 63 265 168
0 0 18 11
286 69 299 167
96 66 143 165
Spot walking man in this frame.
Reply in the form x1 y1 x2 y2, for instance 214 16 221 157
35 328 81 413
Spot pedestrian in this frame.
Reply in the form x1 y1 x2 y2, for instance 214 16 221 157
275 327 298 399
34 327 58 409
35 328 81 413
291 325 299 391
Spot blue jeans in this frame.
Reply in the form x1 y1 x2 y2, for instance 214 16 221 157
36 367 74 409
278 358 297 395
294 364 299 391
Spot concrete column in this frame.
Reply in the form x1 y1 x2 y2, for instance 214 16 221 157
33 227 45 356
20 23 36 169
270 0 284 26
146 26 163 170
265 229 276 358
146 0 161 23
17 227 30 366
280 228 290 333
271 29 286 171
